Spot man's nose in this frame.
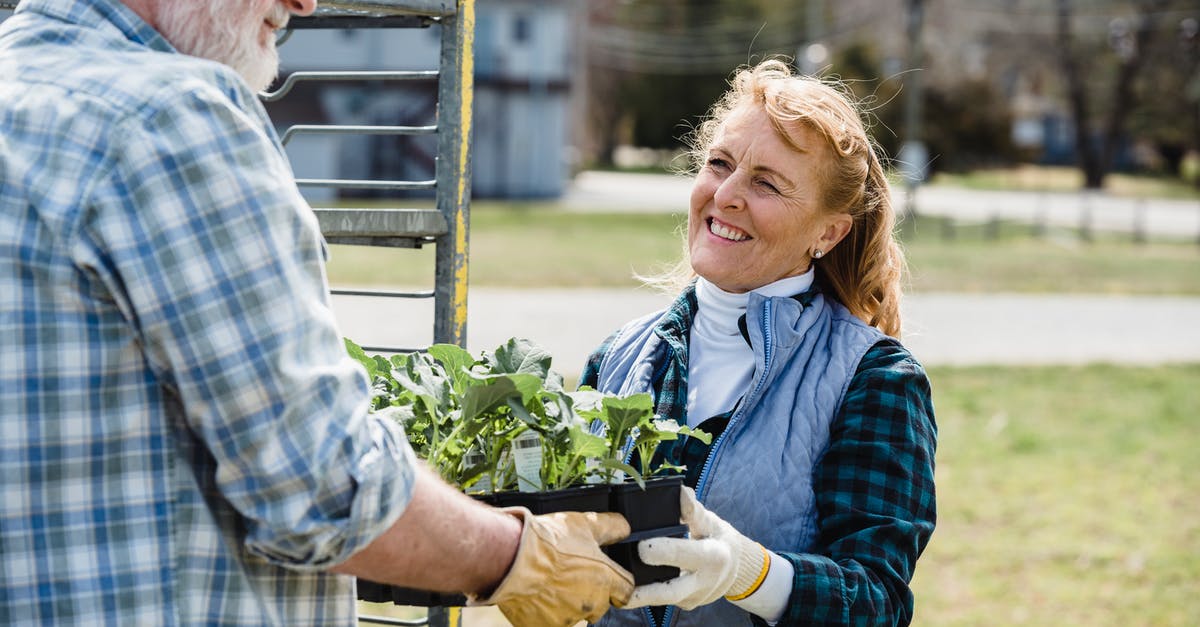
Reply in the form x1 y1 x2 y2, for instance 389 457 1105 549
283 0 317 17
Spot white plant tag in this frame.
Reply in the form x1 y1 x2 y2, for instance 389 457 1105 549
584 458 602 484
463 450 491 494
512 430 543 493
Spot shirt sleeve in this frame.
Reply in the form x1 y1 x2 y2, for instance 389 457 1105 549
90 77 416 570
773 340 937 626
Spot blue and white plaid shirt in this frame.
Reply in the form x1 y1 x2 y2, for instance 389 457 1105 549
0 0 417 624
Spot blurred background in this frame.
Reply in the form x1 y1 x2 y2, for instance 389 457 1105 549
3 0 1192 624
297 1 1196 625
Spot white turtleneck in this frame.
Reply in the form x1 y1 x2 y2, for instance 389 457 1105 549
686 271 813 624
687 271 814 428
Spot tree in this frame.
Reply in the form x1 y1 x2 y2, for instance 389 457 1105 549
582 0 809 168
1054 0 1172 188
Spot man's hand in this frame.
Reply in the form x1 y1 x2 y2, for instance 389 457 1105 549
624 488 769 610
469 508 635 626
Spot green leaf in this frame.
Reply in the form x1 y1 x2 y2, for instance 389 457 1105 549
677 423 713 445
428 343 477 393
343 338 377 378
600 393 655 446
461 377 520 423
598 458 645 489
490 337 553 379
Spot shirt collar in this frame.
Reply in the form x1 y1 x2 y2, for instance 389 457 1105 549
17 0 175 53
694 271 816 336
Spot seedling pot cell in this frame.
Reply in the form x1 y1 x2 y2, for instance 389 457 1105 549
390 587 468 608
356 579 467 607
492 483 611 515
603 524 689 586
355 579 391 603
609 475 683 532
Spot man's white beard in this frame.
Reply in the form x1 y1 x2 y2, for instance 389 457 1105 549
157 1 283 92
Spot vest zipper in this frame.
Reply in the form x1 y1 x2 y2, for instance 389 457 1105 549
693 298 773 500
647 300 775 627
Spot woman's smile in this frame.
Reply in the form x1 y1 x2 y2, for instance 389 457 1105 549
707 217 751 242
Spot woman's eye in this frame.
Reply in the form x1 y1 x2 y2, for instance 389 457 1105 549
755 178 779 194
707 157 729 170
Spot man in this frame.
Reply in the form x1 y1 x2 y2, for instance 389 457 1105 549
0 0 633 625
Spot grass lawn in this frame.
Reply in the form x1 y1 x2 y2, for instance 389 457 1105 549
913 363 1200 626
325 205 1200 295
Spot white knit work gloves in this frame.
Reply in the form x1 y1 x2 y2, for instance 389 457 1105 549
624 488 770 610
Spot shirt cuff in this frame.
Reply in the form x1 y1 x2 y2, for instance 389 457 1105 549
727 549 794 624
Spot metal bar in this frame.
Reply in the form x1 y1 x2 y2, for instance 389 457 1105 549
357 614 428 626
358 345 421 354
280 124 436 146
432 0 474 347
261 70 438 102
427 607 462 627
312 208 447 238
296 178 436 191
322 236 428 248
287 15 433 30
331 288 434 299
318 0 455 17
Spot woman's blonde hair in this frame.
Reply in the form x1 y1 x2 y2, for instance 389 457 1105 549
654 58 906 338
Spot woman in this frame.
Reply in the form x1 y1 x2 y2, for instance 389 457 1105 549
582 59 937 627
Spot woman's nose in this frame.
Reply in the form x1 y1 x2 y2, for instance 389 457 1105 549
712 169 746 212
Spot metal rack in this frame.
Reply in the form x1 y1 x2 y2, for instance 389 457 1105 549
275 2 476 625
0 0 473 351
277 0 474 352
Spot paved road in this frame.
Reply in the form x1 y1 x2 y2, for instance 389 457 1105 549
333 289 1200 374
562 171 1200 240
334 171 1200 371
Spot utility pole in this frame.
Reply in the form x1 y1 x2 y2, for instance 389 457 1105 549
800 0 826 76
899 0 926 223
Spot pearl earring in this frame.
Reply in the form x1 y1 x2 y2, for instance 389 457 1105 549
812 249 824 259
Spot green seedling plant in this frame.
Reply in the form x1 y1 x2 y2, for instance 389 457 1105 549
345 337 709 493
575 389 712 488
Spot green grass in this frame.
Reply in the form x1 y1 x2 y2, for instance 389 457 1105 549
913 364 1200 626
325 206 1200 295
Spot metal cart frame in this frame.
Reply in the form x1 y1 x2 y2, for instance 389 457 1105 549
277 0 474 352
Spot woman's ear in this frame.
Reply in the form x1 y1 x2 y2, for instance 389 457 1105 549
816 212 854 255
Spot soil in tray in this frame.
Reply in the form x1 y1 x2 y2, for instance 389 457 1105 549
603 524 688 586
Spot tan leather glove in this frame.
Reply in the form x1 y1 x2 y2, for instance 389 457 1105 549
468 507 635 627
624 488 770 610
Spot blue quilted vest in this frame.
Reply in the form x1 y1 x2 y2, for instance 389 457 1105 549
593 291 885 627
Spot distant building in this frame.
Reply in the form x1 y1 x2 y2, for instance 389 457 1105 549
270 0 578 202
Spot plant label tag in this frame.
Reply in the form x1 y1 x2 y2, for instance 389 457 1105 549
513 430 543 493
584 458 602 484
463 451 491 494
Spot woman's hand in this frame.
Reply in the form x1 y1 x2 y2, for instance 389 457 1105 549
624 488 770 610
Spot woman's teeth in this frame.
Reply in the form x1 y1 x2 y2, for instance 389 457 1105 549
710 220 748 241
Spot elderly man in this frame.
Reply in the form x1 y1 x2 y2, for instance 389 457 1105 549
0 0 633 625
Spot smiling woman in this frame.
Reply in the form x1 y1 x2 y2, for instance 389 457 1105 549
582 59 936 627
